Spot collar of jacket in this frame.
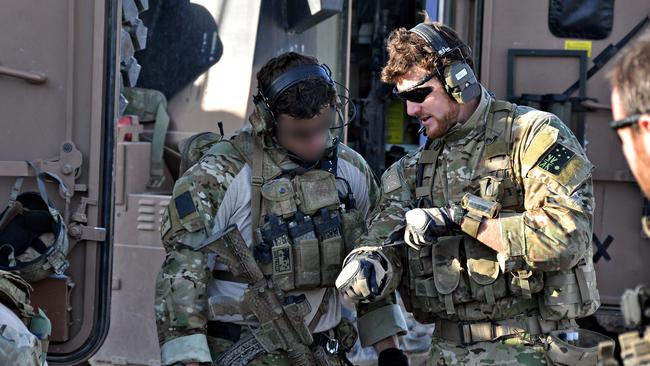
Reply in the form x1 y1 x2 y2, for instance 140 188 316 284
443 85 493 144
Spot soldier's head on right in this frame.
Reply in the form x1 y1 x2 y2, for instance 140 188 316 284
382 22 481 139
608 30 650 198
253 51 338 163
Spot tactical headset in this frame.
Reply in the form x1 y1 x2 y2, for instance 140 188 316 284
408 23 481 104
252 63 347 135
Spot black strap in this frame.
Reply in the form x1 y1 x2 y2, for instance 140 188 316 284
263 64 333 104
563 15 650 97
207 321 242 343
409 23 452 56
415 139 443 208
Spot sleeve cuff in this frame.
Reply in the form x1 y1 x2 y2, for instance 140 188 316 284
160 333 212 366
357 304 408 347
498 212 527 272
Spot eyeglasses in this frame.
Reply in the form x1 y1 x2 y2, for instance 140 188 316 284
393 73 436 103
610 114 641 130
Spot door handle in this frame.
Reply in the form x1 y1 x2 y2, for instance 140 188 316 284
0 65 47 84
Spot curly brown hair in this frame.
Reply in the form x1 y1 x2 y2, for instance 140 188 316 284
381 22 474 84
256 52 336 119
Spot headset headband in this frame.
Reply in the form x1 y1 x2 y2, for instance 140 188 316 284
261 64 333 104
409 23 453 57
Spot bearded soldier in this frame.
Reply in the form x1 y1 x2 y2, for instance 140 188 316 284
336 22 601 365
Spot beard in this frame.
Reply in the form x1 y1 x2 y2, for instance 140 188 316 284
422 104 460 140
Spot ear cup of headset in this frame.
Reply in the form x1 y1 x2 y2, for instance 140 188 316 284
409 23 480 104
442 60 481 104
252 95 275 134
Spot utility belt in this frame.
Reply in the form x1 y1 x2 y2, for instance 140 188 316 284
435 317 615 366
211 318 356 366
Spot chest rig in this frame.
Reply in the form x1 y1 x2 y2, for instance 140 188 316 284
403 99 600 325
403 100 546 322
231 132 365 292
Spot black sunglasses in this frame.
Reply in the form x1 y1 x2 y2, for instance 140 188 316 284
393 73 436 103
610 114 641 130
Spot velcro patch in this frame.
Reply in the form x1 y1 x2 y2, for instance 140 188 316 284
175 191 197 219
536 143 575 175
272 245 293 274
381 170 401 194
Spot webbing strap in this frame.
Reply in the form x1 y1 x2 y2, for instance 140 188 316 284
484 100 514 158
415 140 444 205
148 101 170 188
250 138 264 246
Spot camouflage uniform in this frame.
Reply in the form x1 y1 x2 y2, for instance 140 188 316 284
155 117 408 365
355 87 599 365
0 270 49 366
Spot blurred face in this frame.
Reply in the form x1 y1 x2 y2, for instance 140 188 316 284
395 66 460 139
275 106 333 162
611 87 650 198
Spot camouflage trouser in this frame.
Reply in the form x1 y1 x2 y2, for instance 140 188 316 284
207 335 346 366
427 336 548 366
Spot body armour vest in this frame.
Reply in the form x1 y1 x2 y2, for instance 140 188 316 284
228 132 367 292
400 99 600 324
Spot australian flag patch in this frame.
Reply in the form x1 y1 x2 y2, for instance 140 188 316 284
537 143 575 175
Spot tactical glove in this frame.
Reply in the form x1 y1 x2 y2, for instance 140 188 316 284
403 206 463 250
335 248 393 302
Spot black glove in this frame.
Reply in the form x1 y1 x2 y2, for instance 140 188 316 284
378 348 409 366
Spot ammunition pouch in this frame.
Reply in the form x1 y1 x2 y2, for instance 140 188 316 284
291 214 320 288
465 238 507 306
507 270 544 299
432 236 473 315
293 170 340 216
257 168 359 292
261 178 298 219
340 208 366 254
539 250 600 321
314 209 344 287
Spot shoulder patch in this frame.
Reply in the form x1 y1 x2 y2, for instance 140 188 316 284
381 169 401 194
171 185 206 233
175 191 197 219
529 142 593 193
537 143 575 175
521 124 559 176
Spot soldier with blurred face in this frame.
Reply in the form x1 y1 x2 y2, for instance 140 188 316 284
154 51 409 366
